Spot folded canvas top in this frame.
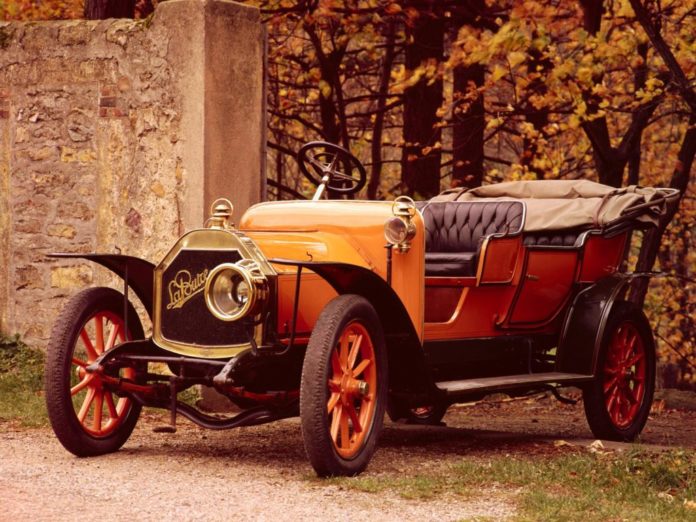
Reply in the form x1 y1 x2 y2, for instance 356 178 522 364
430 179 679 232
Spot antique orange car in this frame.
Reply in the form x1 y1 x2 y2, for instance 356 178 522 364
45 142 678 476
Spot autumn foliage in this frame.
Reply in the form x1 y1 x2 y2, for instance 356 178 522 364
3 0 694 386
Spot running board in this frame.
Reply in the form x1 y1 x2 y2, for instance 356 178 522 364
436 372 593 396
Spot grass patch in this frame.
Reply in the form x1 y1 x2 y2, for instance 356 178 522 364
325 450 696 521
0 333 48 427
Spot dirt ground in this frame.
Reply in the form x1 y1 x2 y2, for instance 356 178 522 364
1 393 695 521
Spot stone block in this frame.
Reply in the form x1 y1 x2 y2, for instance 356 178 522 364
50 265 93 289
47 224 77 239
15 265 42 289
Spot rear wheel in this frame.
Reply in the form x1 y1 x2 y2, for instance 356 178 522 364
583 302 655 441
388 399 448 425
300 295 387 477
45 287 144 456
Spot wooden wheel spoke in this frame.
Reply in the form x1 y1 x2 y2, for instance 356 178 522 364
352 358 371 378
626 330 638 353
72 357 89 368
77 387 96 422
625 386 639 405
603 376 618 394
330 403 342 442
71 374 95 396
80 330 98 362
340 409 350 449
94 315 105 354
105 322 121 351
347 334 362 369
339 335 350 370
330 350 342 377
606 386 620 413
345 402 362 433
624 353 643 368
93 391 104 431
105 392 118 420
327 392 340 415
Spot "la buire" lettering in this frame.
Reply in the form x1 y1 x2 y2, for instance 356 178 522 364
166 269 209 310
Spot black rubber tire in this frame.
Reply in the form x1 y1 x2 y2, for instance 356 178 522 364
388 399 448 425
45 287 144 457
300 294 387 477
582 301 655 441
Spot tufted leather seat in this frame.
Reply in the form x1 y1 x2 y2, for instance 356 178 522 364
522 231 580 247
417 201 524 276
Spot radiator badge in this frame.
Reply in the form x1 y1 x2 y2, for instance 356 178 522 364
166 269 209 310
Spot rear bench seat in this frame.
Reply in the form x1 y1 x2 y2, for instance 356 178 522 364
417 201 524 277
522 231 580 247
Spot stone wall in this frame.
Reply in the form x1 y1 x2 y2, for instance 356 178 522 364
0 0 266 347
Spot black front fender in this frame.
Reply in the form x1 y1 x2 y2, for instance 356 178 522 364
270 258 433 395
48 253 155 319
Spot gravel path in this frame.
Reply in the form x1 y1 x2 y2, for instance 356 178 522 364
2 393 694 521
0 415 515 522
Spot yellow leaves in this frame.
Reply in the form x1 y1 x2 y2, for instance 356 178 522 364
645 77 665 91
491 64 508 83
421 141 441 156
486 117 504 130
577 66 594 85
567 114 582 130
575 101 588 117
384 3 401 15
508 51 527 69
616 0 635 18
318 80 332 99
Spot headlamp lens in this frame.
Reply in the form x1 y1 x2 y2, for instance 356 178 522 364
384 217 409 244
205 264 256 321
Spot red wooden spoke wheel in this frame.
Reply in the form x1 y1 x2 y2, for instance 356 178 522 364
301 295 387 477
326 321 378 459
602 321 646 429
583 302 655 442
46 287 144 457
70 311 135 437
387 399 448 425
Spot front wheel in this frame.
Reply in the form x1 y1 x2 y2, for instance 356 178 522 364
300 295 387 477
582 301 655 441
45 287 144 457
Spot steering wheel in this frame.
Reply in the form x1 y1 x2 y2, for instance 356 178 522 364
297 141 367 197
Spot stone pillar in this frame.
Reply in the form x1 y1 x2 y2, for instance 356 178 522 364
156 0 266 227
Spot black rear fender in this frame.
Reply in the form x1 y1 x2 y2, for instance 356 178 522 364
557 274 648 375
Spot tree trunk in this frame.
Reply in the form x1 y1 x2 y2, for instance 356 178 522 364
401 7 444 198
520 36 551 179
367 22 397 200
84 0 136 19
627 43 649 185
451 62 484 188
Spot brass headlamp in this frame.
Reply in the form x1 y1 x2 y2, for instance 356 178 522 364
204 259 268 322
384 196 417 253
